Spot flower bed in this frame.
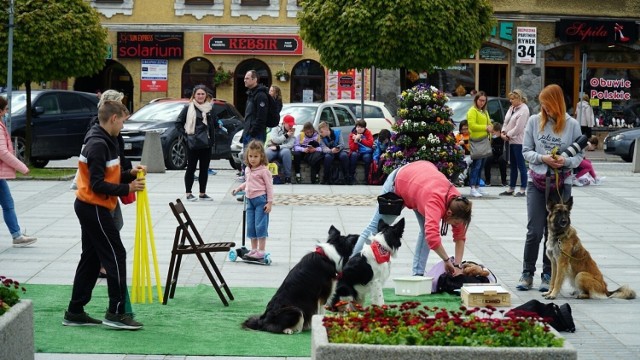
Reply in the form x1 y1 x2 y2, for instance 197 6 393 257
312 302 576 360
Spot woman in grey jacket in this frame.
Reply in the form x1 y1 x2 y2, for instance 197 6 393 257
517 84 584 292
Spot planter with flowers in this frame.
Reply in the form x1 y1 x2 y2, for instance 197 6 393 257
214 66 233 87
275 69 290 82
0 276 34 360
312 302 576 360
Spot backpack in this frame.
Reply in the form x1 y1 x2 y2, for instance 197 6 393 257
506 300 576 332
266 96 282 128
436 272 490 295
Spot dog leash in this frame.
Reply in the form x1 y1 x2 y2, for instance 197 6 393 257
557 236 586 262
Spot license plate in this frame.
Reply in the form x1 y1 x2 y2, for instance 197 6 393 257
603 143 607 150
124 143 132 150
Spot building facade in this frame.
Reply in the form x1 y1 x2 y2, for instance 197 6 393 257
70 1 639 125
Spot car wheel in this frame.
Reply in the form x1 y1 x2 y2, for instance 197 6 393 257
30 159 49 168
621 141 634 162
13 136 26 163
165 136 187 170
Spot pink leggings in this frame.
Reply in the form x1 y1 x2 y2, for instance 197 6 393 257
576 159 596 179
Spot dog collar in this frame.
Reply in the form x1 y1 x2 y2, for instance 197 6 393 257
315 246 327 257
371 241 391 264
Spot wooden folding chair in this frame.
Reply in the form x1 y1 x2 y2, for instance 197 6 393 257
164 199 235 306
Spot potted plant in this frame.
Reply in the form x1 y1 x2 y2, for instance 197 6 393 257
312 301 576 360
214 66 233 87
275 69 290 82
0 276 34 360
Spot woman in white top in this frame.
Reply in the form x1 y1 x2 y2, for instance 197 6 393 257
574 94 595 138
500 89 530 197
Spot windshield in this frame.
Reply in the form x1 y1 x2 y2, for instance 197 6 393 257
280 105 318 125
447 100 473 123
129 102 186 122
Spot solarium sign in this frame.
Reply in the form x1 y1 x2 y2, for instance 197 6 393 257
589 77 632 101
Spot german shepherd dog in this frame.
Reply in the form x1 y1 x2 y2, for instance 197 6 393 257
242 226 358 334
329 218 405 309
544 196 636 300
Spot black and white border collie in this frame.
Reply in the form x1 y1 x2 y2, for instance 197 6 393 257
330 218 405 309
242 225 358 334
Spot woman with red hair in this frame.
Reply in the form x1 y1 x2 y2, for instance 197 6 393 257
517 84 583 292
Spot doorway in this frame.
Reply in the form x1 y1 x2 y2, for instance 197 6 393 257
234 59 271 116
479 64 508 97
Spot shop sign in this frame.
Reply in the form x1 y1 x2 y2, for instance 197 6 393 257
556 20 638 44
589 77 632 101
326 69 367 100
203 34 303 55
117 32 184 59
516 27 537 64
140 59 168 92
479 46 507 61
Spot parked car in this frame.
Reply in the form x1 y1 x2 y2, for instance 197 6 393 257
1 90 99 168
448 97 511 131
230 102 358 169
604 127 640 162
121 98 244 170
325 99 395 136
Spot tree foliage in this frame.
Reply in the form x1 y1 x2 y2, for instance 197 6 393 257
298 0 496 71
0 0 108 85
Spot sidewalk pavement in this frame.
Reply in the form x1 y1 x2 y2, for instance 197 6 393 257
2 158 639 360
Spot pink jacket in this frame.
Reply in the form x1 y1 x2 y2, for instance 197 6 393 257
237 164 273 202
0 121 29 179
394 161 466 250
502 104 530 145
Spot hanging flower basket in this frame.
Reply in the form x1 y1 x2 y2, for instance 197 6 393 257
214 66 233 87
275 70 290 82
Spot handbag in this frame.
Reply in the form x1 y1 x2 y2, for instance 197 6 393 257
187 123 210 150
470 136 492 160
377 192 404 215
119 192 136 205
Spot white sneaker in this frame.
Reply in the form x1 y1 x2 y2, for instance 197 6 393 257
470 188 483 198
13 234 37 247
594 177 606 185
478 188 489 195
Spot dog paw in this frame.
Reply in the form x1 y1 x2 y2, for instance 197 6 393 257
283 328 294 335
543 293 557 300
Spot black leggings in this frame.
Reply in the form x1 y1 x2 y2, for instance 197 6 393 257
185 147 211 194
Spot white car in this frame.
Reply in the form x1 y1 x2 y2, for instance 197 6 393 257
325 99 395 136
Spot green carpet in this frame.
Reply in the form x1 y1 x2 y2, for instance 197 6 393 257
25 284 460 356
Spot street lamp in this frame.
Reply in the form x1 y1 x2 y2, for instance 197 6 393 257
6 0 15 134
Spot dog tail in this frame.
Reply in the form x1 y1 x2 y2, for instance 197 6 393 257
608 285 637 299
242 315 263 330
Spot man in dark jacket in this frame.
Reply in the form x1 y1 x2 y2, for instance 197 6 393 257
243 70 269 145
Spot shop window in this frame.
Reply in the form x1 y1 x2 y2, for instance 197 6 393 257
291 59 325 103
545 45 575 62
181 58 215 99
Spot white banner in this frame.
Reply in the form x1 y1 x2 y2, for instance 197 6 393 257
516 27 537 64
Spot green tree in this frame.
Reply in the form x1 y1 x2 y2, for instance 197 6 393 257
0 0 107 165
298 0 495 71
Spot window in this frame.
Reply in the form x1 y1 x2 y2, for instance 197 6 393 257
59 93 92 114
334 107 354 127
320 108 335 127
37 94 61 115
185 0 214 4
241 0 269 5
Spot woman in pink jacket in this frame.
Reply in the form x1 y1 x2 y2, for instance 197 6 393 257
0 97 37 247
351 160 473 276
500 89 530 197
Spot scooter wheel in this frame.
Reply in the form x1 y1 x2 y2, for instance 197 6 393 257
228 250 237 262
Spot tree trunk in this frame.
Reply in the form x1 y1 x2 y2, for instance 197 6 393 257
25 81 32 165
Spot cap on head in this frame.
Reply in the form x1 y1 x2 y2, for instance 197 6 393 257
283 114 295 127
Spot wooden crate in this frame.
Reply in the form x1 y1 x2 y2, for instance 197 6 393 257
461 284 511 307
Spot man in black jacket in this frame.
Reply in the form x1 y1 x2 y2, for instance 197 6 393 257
243 70 269 145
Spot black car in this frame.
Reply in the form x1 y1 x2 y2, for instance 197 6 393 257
604 127 640 162
121 98 244 170
2 90 99 167
447 97 512 130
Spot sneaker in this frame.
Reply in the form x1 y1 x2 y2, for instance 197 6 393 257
295 174 303 184
284 177 292 184
251 250 265 259
244 249 258 258
516 272 533 291
208 169 217 175
186 194 197 201
478 188 489 195
237 175 245 183
12 234 37 247
539 273 551 292
499 190 514 196
470 188 482 198
63 311 102 326
514 192 526 197
198 194 213 201
103 311 143 330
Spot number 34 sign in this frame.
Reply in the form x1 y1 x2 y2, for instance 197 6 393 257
517 27 537 65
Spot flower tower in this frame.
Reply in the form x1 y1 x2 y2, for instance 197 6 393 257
381 84 466 180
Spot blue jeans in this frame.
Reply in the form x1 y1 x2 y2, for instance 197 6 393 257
352 168 400 256
349 152 372 181
469 158 487 186
266 148 292 178
0 180 21 238
411 209 429 276
246 194 269 239
509 144 528 190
